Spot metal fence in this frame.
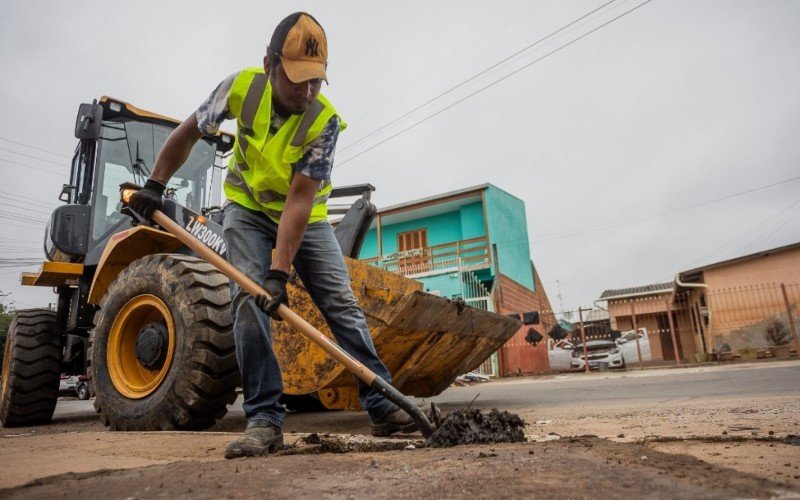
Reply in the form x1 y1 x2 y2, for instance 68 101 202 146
362 237 490 277
704 282 800 352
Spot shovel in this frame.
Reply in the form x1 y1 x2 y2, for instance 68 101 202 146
121 189 436 438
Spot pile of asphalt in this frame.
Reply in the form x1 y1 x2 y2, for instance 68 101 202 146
428 408 526 448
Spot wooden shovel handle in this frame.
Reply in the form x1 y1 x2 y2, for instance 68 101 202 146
120 189 435 438
150 209 378 384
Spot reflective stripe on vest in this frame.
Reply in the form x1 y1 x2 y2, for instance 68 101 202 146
236 73 268 169
223 67 346 223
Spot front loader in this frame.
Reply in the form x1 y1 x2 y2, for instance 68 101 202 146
0 98 521 431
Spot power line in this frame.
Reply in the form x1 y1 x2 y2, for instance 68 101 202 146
0 218 48 230
347 0 551 126
339 0 622 155
729 199 800 257
0 146 67 167
533 174 800 242
336 0 656 167
0 213 49 225
0 270 38 276
0 259 45 269
0 136 72 159
0 157 63 177
476 173 800 253
0 192 59 209
653 198 800 282
0 209 49 224
0 200 53 217
0 190 60 209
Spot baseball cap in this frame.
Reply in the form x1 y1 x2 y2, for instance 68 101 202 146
269 12 328 83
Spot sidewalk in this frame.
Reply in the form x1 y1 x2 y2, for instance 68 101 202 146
482 357 800 385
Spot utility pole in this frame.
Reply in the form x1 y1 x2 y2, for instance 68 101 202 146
555 280 564 314
556 280 572 320
578 307 590 374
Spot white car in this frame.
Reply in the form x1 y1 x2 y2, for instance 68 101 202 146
571 340 626 370
59 375 91 400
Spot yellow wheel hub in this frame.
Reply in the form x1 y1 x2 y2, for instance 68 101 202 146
1 331 12 394
107 294 175 399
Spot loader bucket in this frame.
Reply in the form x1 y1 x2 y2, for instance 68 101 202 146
272 257 522 410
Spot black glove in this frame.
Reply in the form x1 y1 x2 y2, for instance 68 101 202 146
128 179 166 221
255 270 289 321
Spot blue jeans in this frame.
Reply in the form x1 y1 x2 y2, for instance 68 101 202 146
222 202 397 428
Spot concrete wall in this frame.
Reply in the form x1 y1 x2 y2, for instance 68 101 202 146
484 186 534 290
701 247 800 289
359 202 487 260
496 274 550 375
459 202 485 240
360 210 464 259
417 271 463 298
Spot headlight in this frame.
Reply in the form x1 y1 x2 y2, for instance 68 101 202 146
610 348 620 354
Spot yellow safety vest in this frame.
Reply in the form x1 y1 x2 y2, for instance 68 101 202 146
223 67 346 223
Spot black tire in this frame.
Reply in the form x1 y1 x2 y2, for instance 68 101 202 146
0 309 61 427
77 383 90 400
89 254 239 431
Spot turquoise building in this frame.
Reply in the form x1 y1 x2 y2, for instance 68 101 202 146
358 184 551 376
360 184 535 303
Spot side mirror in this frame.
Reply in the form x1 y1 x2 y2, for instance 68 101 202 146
49 205 91 256
59 183 76 203
75 100 103 139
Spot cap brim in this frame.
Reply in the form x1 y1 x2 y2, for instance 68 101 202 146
281 57 328 83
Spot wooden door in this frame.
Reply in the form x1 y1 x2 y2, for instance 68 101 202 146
397 229 428 273
656 313 683 361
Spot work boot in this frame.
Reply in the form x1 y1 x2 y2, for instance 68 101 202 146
371 408 418 437
224 422 283 459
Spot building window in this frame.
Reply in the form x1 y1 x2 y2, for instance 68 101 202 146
397 229 428 252
397 229 428 273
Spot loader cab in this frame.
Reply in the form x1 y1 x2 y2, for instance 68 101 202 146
47 97 233 265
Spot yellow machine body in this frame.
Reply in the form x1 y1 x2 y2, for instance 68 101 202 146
274 257 520 410
23 226 519 411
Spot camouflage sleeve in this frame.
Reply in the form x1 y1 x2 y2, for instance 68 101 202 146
195 72 238 136
294 116 340 182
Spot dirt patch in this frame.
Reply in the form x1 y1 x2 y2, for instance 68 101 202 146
2 364 797 496
281 432 422 454
0 431 234 488
649 438 800 483
428 408 526 447
3 438 797 499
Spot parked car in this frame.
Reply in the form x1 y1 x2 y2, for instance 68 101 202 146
615 328 652 364
571 340 626 370
59 375 91 400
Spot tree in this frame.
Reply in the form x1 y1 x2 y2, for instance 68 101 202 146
0 292 14 370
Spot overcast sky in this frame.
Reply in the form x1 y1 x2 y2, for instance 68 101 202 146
1 0 799 313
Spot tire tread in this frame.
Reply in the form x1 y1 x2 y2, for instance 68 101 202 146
0 309 60 427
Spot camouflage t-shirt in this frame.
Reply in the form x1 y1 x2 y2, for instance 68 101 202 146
195 72 339 182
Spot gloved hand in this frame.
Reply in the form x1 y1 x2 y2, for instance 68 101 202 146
128 179 166 220
255 269 289 321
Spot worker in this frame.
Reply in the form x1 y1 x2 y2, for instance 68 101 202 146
128 12 417 459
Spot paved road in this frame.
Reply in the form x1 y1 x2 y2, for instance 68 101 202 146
428 360 800 410
54 360 800 420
